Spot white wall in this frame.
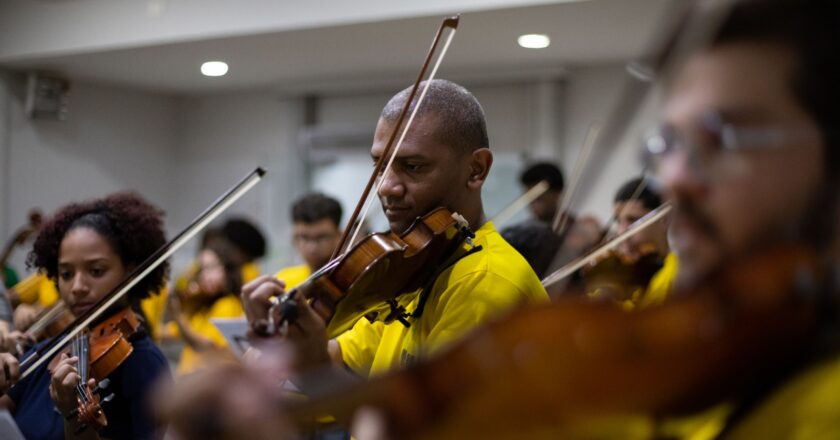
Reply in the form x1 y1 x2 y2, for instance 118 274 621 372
1 77 178 274
562 63 652 221
171 92 305 273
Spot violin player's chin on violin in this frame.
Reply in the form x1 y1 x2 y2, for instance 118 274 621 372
1 193 171 439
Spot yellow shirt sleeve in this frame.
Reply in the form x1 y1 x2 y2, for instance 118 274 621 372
13 273 44 305
275 264 312 290
639 253 678 309
140 287 169 341
336 319 386 377
242 262 261 284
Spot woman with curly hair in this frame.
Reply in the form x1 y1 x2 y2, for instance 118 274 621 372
0 192 171 440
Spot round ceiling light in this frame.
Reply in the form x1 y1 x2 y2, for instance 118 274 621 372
517 34 551 49
201 61 229 77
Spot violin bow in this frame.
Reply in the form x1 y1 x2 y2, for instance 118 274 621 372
541 203 672 289
330 16 460 259
16 168 265 381
490 180 551 227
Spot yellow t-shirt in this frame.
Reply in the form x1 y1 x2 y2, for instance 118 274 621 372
337 221 549 378
176 295 245 375
140 286 169 341
275 264 312 290
13 273 59 307
242 261 261 284
638 252 678 309
721 352 840 439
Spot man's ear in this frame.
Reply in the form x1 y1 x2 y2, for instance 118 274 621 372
467 148 493 191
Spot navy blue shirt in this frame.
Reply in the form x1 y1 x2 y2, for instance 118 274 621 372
8 334 170 439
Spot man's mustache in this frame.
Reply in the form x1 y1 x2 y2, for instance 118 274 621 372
672 198 719 239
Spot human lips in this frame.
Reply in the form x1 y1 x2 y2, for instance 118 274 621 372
383 205 411 218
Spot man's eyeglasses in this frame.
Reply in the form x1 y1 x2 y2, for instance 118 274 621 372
643 111 814 174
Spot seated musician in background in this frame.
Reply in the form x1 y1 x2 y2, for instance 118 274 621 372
502 162 602 279
0 192 170 440
220 217 267 284
520 161 565 224
585 177 676 309
242 79 548 379
275 193 343 289
641 0 840 436
169 240 245 375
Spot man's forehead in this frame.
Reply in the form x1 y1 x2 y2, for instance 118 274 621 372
664 43 797 124
370 117 445 159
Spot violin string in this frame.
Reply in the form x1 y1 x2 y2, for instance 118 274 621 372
345 27 457 250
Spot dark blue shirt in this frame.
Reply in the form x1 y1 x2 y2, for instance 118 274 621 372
8 334 170 439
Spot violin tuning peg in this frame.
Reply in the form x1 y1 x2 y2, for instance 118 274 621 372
96 378 111 391
451 212 469 230
101 393 115 404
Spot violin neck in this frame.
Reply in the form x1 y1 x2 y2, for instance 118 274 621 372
71 332 90 389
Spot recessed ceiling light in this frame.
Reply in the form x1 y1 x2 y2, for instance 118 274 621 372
201 61 229 77
518 34 550 49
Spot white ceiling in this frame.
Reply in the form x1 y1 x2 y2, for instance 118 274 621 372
0 0 673 95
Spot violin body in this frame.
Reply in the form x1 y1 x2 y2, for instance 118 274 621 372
581 247 664 303
68 307 142 431
287 247 822 438
87 308 141 380
293 207 467 338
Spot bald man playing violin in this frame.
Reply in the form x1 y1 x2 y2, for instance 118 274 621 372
242 80 548 381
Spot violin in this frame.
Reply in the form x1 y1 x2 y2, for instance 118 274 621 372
24 300 76 341
268 207 474 338
286 246 823 438
581 246 664 303
63 307 142 433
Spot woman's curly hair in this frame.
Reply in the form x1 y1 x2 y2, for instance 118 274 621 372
28 192 169 301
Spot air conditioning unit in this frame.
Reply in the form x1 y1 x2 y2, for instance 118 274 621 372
24 73 70 121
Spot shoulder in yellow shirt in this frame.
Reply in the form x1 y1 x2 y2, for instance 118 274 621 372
638 252 678 309
337 221 549 377
275 264 312 290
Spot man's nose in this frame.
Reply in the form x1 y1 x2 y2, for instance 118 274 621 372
377 170 406 199
659 149 708 203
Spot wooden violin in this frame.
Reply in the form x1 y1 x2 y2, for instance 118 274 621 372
64 307 142 433
268 207 474 338
581 245 664 303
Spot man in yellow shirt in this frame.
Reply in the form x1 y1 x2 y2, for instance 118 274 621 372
588 177 677 310
640 0 840 436
274 193 343 289
243 79 548 380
